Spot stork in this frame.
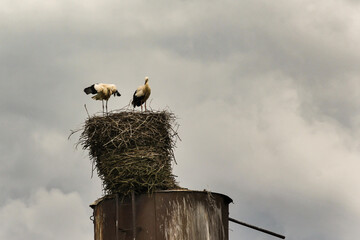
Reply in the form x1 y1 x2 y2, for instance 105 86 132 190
132 77 151 111
84 83 121 114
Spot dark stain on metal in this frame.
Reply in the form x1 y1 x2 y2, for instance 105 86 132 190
131 191 136 240
116 194 119 240
90 190 232 240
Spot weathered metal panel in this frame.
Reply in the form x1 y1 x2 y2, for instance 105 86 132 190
155 191 230 240
90 190 232 240
92 197 117 240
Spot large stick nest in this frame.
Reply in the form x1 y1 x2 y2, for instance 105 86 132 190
76 110 180 196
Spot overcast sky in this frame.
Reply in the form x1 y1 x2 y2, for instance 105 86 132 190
1 0 360 239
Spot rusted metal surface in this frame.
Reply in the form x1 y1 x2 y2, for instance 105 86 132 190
131 191 136 240
90 190 232 240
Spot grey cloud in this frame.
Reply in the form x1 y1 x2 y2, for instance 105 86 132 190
0 188 92 240
1 1 360 240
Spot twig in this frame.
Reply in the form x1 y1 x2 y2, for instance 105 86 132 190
84 104 90 118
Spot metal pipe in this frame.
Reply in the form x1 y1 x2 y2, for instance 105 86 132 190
229 217 285 239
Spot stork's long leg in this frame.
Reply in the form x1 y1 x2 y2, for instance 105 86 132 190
106 100 108 114
102 100 104 115
145 101 147 111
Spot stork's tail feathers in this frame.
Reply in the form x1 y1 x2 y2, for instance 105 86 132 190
132 100 142 107
132 91 144 108
113 90 121 97
84 85 97 95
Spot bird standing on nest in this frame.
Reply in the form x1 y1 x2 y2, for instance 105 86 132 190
132 77 151 111
84 83 121 114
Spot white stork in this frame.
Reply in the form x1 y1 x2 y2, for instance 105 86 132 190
132 77 151 111
84 83 121 114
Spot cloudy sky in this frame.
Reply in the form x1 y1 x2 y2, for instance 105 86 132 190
1 0 360 239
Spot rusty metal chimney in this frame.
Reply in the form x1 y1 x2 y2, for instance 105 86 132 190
90 190 232 240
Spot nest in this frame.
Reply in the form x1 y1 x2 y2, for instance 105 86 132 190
75 110 180 196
